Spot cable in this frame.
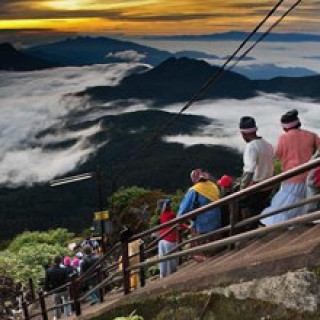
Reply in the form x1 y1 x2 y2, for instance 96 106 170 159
228 0 302 71
110 0 301 187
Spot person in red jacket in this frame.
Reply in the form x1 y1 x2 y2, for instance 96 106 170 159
158 199 180 278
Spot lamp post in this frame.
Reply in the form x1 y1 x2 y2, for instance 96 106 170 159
50 167 109 254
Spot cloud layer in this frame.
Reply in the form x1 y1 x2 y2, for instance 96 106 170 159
1 60 319 187
0 62 143 186
163 94 320 153
107 50 147 62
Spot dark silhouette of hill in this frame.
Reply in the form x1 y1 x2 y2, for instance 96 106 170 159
0 110 242 240
79 57 254 104
0 42 54 71
174 50 220 59
23 36 173 66
256 75 320 100
233 63 317 80
78 57 320 104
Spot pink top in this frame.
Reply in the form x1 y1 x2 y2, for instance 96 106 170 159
275 129 320 183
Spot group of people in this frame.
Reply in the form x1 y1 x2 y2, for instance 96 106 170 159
44 240 100 319
157 109 320 278
239 109 319 224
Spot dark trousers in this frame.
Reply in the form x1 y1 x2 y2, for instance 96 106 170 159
240 188 273 229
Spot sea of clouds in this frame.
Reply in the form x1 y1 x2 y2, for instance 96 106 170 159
0 61 319 187
0 63 147 186
162 95 320 152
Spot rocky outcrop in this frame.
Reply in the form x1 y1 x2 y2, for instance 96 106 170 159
211 268 320 312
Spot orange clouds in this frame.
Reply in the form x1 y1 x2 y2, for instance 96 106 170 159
0 0 318 35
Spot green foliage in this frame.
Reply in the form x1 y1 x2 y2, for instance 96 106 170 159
109 186 150 212
0 251 45 286
8 228 73 252
110 187 166 232
0 229 72 288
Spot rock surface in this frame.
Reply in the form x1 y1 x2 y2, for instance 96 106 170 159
211 268 320 312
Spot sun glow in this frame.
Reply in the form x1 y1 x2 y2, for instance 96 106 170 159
0 18 104 30
43 0 92 11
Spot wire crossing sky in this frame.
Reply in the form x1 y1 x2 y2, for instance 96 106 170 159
0 0 318 44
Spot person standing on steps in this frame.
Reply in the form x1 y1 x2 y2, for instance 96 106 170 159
80 245 100 305
238 116 274 228
177 169 221 261
261 109 320 225
158 199 190 278
44 256 70 320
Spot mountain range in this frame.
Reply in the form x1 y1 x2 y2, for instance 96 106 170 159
22 36 172 67
78 57 320 104
142 31 320 42
0 42 55 71
1 36 317 79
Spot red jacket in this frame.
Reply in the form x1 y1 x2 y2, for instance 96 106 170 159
160 210 178 243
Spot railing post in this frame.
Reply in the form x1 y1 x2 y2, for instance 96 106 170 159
139 241 146 288
120 228 131 295
28 278 35 301
98 267 104 302
228 200 238 250
38 290 48 320
22 300 29 320
71 277 81 316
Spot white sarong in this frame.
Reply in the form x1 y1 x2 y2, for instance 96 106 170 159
261 182 307 226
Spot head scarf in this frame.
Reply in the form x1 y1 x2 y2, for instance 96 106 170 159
190 169 210 184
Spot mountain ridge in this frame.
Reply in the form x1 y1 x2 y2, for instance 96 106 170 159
22 36 173 67
142 31 320 42
0 42 55 71
78 57 320 104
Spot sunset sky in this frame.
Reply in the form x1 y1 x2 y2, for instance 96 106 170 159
0 0 319 45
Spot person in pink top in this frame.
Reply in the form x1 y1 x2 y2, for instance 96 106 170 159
261 109 320 225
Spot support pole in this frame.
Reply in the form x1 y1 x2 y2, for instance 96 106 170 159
97 167 107 254
139 241 146 288
120 228 131 295
38 290 48 320
22 300 29 320
28 278 35 301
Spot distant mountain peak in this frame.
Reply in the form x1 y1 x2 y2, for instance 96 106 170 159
0 42 17 51
23 36 173 66
0 42 53 71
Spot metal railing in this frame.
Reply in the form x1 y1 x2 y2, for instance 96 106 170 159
21 157 320 319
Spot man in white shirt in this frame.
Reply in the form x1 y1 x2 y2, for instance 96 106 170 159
239 116 274 226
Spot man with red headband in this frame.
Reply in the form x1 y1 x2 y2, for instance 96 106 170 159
261 109 320 225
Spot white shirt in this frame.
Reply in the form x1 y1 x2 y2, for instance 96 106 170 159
243 138 274 182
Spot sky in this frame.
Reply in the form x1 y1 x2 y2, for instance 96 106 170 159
0 0 319 45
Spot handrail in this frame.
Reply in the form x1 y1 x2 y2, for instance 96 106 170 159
43 282 71 298
145 225 178 251
169 194 320 254
22 158 320 320
77 242 120 282
129 209 320 271
79 270 122 302
130 158 320 241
